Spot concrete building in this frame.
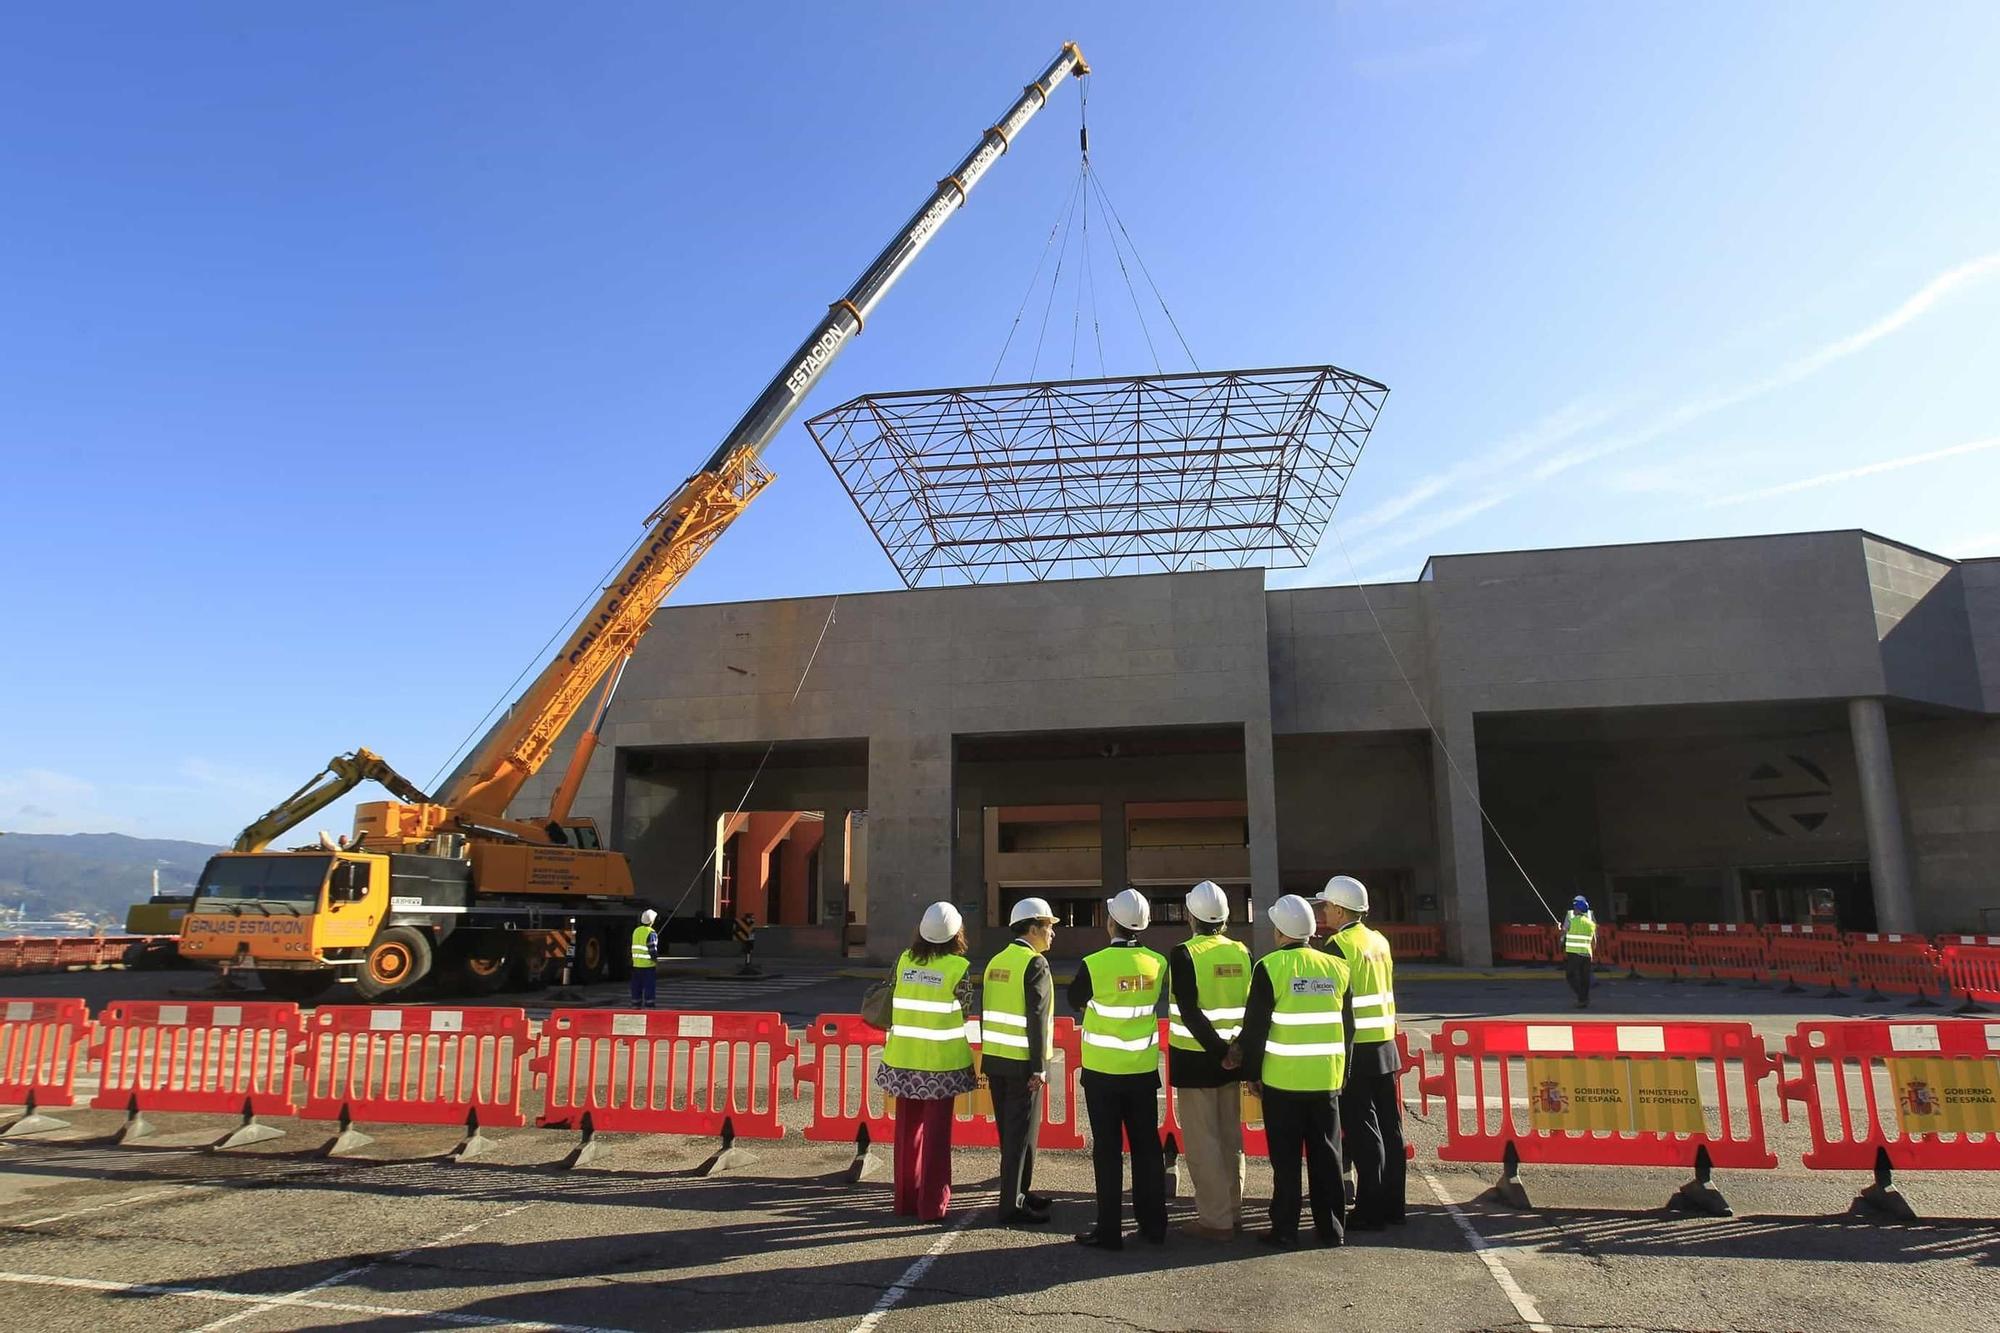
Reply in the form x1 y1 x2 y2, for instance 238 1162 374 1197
513 530 2000 965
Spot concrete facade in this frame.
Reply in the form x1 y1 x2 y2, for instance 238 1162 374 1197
513 531 2000 963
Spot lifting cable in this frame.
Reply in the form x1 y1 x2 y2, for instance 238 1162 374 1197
659 594 842 922
1323 519 1565 926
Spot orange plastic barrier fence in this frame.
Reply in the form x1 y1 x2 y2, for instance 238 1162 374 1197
298 1005 529 1128
1780 1019 2000 1171
1687 933 1769 983
1420 1019 1778 1169
797 1013 897 1145
1940 945 2000 1007
0 936 145 976
1612 927 1692 978
92 1000 304 1119
1768 935 1849 993
1493 923 1556 963
533 1009 790 1139
0 997 91 1110
1376 923 1445 961
1937 934 2000 950
1844 941 1943 1003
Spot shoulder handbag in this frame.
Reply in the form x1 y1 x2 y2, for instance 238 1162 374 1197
860 976 895 1030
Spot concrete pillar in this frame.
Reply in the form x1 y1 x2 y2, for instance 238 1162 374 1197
1431 717 1493 966
818 810 848 924
1244 719 1282 952
864 732 955 963
1099 799 1127 900
1848 697 1917 933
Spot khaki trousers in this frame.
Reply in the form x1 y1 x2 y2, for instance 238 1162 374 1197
1174 1083 1245 1230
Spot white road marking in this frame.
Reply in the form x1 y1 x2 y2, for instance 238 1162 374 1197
847 1212 976 1333
13 1185 199 1228
1420 1167 1552 1333
0 1269 631 1331
190 1200 538 1332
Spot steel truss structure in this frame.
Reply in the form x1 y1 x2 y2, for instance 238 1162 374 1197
805 364 1388 586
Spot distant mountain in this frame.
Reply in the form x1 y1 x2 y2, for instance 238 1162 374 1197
0 832 221 925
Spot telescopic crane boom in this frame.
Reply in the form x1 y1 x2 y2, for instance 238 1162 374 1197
240 42 1091 860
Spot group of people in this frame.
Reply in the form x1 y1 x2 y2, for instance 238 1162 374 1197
873 875 1406 1250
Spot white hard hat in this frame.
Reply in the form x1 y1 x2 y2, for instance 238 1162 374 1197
640 909 657 925
919 901 964 944
1317 875 1368 913
1185 879 1230 924
1106 887 1151 932
1268 893 1318 941
1009 896 1058 926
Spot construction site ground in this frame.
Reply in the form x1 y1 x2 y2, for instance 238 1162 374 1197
3 965 1997 1332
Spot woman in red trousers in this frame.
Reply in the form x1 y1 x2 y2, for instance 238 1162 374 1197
874 900 977 1221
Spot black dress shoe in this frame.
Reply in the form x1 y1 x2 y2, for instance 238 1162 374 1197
1258 1231 1299 1249
1024 1193 1054 1210
1074 1231 1124 1251
999 1209 1050 1226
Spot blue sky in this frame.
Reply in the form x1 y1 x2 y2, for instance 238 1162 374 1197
2 3 1996 844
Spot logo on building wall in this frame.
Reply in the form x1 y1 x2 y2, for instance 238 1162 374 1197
1745 754 1834 837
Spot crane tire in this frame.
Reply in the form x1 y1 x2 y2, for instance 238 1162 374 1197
355 926 433 1000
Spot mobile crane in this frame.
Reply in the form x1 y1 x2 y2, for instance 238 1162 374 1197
174 43 1091 1000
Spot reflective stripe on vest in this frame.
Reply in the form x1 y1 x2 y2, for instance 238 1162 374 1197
982 940 1050 1057
1257 946 1349 1092
1329 922 1395 1045
1564 913 1597 957
630 924 656 968
1080 945 1166 1075
881 950 973 1073
1168 933 1252 1049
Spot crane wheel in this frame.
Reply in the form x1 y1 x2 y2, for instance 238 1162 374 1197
452 936 512 996
573 928 609 983
354 926 433 1000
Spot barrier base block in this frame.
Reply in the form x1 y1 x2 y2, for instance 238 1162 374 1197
1478 1143 1532 1209
449 1131 496 1162
323 1126 376 1158
845 1146 888 1184
698 1144 760 1176
1853 1180 1918 1223
214 1119 286 1151
114 1112 157 1147
1 1111 70 1139
1668 1178 1732 1217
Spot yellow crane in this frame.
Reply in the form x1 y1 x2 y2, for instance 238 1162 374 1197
172 43 1091 1000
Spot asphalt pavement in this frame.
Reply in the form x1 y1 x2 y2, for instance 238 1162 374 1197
1 962 1997 1330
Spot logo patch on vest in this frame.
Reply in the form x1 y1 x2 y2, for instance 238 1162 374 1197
988 968 1012 982
902 967 945 987
1212 963 1244 978
1289 977 1340 996
1116 975 1155 994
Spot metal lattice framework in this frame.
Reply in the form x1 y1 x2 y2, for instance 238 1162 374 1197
805 364 1388 586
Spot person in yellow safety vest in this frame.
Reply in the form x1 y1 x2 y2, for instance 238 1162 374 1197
629 908 659 1009
982 897 1059 1226
1230 893 1351 1249
875 901 977 1222
1068 886 1168 1250
1563 896 1598 1010
1167 878 1250 1239
1316 875 1404 1229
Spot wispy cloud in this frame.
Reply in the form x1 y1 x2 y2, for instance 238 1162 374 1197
1328 252 2000 568
1709 437 2000 506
